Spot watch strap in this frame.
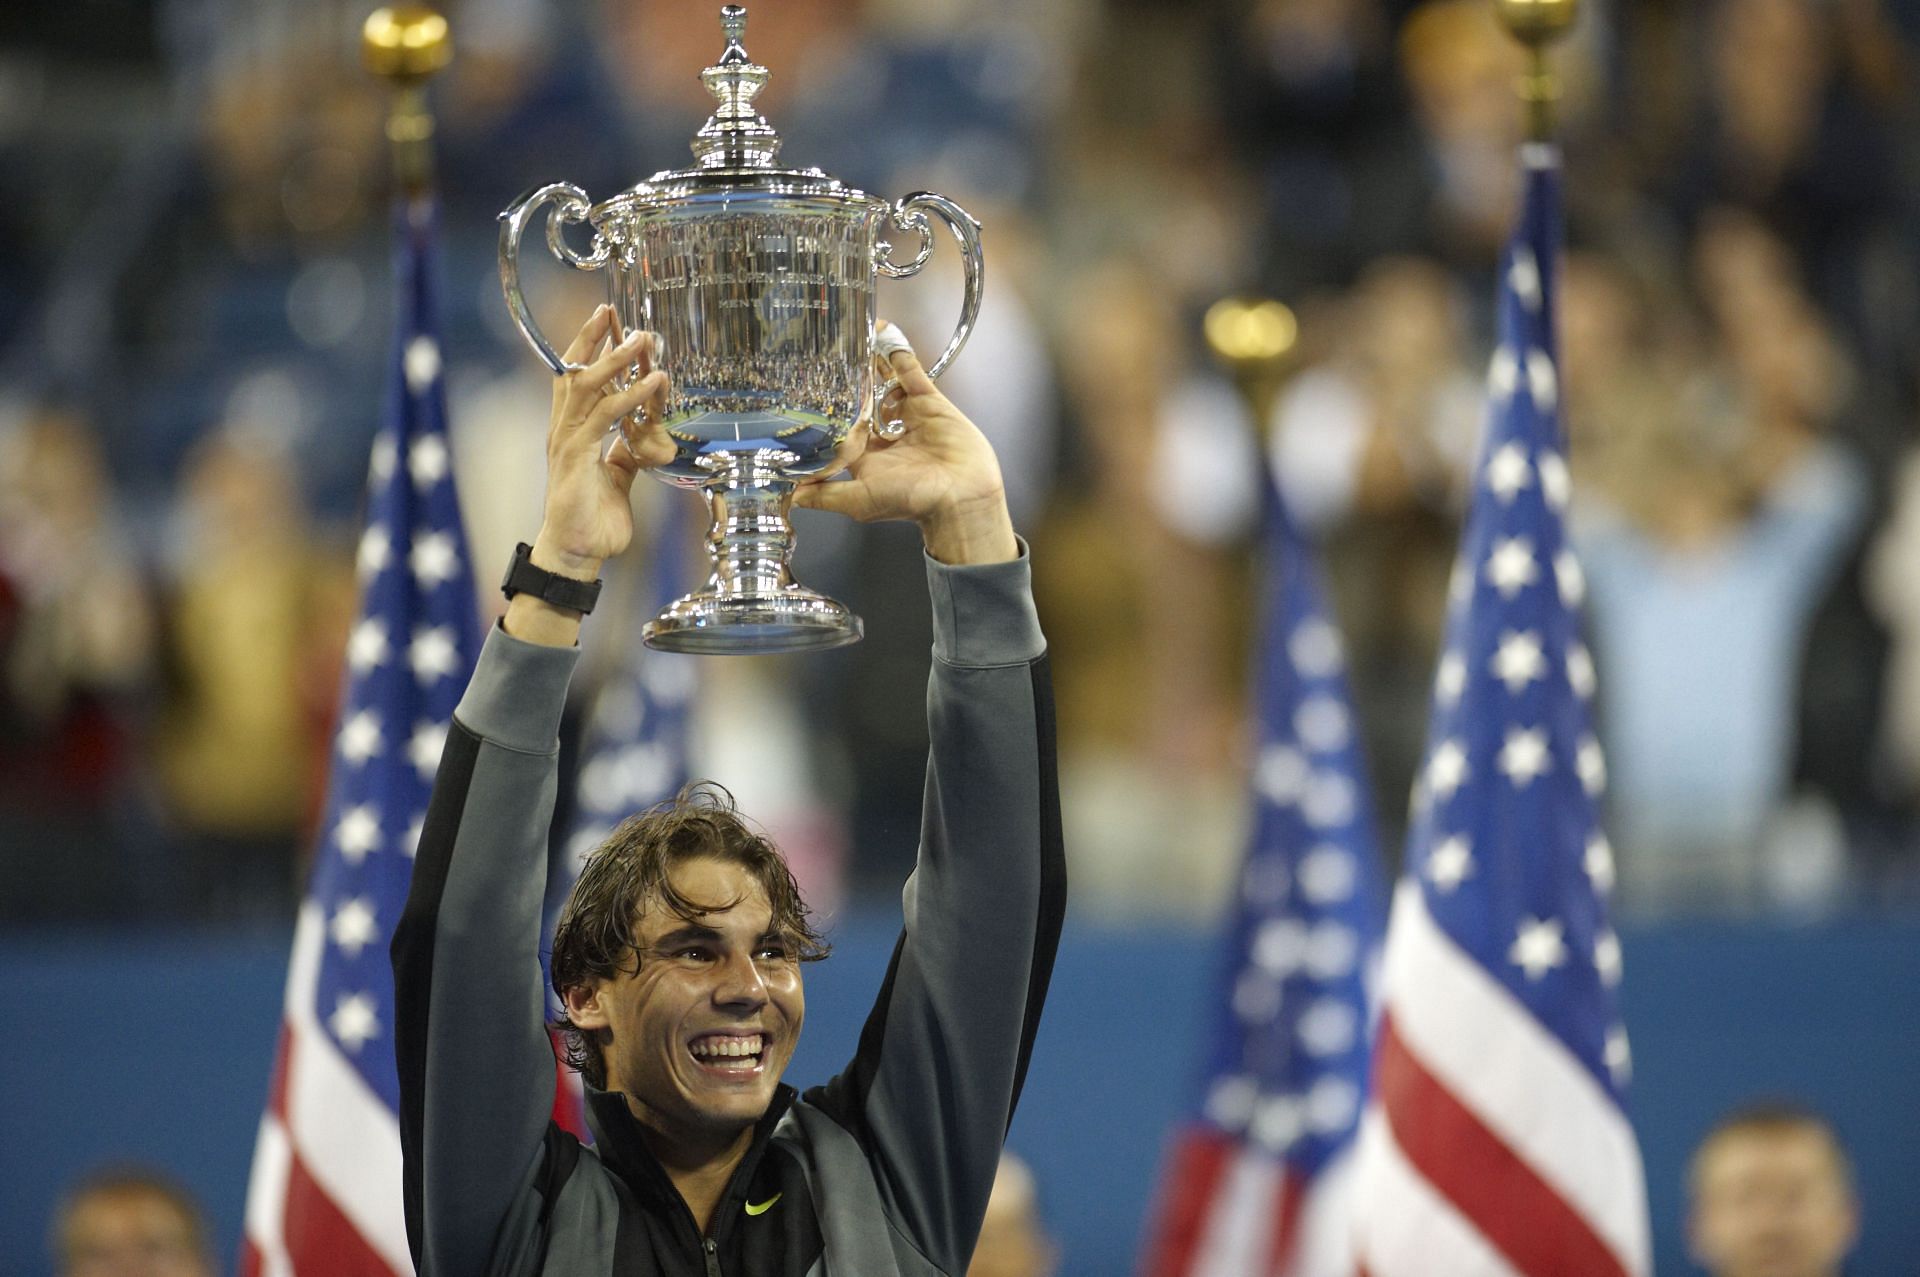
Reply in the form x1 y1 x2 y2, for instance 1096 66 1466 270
501 542 602 615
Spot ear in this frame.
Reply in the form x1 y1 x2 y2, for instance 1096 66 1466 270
561 980 612 1032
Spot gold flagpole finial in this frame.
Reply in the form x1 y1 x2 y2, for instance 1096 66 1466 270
1492 0 1579 143
363 7 451 195
1204 296 1301 423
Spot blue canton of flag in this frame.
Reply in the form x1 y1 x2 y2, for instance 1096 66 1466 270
1407 149 1626 1099
1351 146 1649 1277
1140 477 1386 1276
313 197 482 1106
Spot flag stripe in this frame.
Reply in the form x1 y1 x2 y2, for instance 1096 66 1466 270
1380 882 1648 1263
1140 1128 1239 1277
284 907 413 1273
1190 1151 1281 1274
243 1117 293 1277
285 1148 403 1277
1375 1013 1627 1277
1352 1112 1525 1277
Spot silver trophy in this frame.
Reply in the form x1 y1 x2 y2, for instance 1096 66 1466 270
498 4 984 653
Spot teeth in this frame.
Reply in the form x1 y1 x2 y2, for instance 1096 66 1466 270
690 1035 764 1060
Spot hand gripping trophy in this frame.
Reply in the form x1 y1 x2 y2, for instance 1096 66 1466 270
498 4 984 653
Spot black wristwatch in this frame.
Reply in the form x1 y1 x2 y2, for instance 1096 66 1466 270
500 542 602 616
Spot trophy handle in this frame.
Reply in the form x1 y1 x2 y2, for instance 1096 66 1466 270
872 191 984 438
498 182 612 374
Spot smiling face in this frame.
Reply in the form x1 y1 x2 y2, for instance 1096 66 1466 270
564 856 805 1146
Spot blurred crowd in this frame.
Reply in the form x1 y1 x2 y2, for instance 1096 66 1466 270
3 0 1919 927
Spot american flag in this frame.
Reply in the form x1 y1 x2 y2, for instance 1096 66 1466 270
1139 475 1386 1276
1350 145 1651 1276
241 196 478 1277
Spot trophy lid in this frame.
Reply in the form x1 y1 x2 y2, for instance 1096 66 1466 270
690 5 781 170
596 4 877 219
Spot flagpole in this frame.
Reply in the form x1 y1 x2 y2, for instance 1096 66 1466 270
1492 0 1580 143
363 6 452 198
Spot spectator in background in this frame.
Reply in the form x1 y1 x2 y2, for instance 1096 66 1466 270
0 404 155 920
967 1152 1059 1277
1687 1103 1858 1277
50 1167 214 1277
1576 212 1870 916
152 429 347 922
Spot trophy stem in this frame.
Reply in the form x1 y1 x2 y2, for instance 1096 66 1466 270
642 449 863 654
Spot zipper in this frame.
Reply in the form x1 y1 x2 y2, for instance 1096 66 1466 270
703 1236 721 1277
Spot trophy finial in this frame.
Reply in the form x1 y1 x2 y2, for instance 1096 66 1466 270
720 5 749 61
691 3 781 168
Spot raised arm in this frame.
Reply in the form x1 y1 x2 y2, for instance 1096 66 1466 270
800 329 1067 1272
391 306 671 1274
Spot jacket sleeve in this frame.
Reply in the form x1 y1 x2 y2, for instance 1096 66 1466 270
807 545 1068 1273
391 625 580 1276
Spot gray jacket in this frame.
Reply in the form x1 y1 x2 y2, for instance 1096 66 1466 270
391 551 1066 1275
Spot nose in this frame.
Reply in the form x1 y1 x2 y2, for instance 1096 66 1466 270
711 948 769 1009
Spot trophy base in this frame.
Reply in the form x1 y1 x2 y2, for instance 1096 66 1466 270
642 589 863 655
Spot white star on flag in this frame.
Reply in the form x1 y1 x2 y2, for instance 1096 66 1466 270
1256 744 1311 807
1296 696 1352 752
1605 1026 1633 1084
1498 726 1552 787
1448 557 1475 605
410 532 460 588
1509 916 1568 980
1288 618 1345 676
1491 629 1547 694
1435 650 1468 707
408 434 450 488
407 721 448 781
1508 246 1541 311
368 434 398 484
1585 833 1616 895
409 625 460 683
1568 642 1597 700
1526 348 1559 410
328 993 382 1053
1306 1076 1360 1134
1556 549 1587 608
357 525 391 580
1252 1096 1305 1153
1297 999 1359 1057
404 335 442 394
338 710 384 765
1594 929 1623 988
1301 771 1357 830
1205 1075 1259 1130
1485 536 1539 598
329 898 379 959
1427 739 1470 802
346 619 389 674
1578 735 1608 796
335 804 382 864
1488 346 1519 400
1297 846 1357 903
1485 443 1533 504
1252 918 1308 976
1538 450 1571 511
1426 835 1474 893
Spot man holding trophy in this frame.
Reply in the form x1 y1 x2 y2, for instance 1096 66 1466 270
393 12 1060 1271
391 303 1063 1274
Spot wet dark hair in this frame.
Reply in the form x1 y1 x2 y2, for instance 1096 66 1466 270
548 781 829 1091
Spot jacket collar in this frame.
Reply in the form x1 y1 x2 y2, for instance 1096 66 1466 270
583 1082 798 1213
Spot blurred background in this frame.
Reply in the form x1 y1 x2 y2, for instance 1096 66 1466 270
2 0 1919 1272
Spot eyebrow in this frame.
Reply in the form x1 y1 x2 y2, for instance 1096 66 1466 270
649 923 790 949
